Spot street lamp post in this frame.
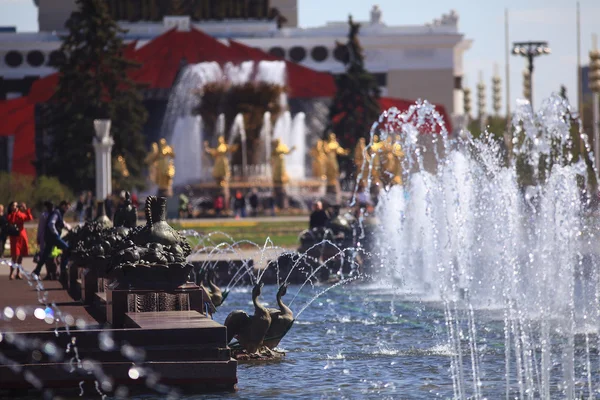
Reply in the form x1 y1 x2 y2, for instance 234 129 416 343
512 41 551 107
589 34 600 178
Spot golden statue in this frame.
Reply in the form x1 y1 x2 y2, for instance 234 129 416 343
354 137 367 185
323 132 350 186
145 142 159 184
368 135 385 185
271 138 295 185
204 136 238 187
156 138 176 196
116 155 130 178
384 134 404 185
309 140 327 181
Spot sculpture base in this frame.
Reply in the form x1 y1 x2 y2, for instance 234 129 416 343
106 282 214 328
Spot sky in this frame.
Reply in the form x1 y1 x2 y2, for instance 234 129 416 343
0 0 599 113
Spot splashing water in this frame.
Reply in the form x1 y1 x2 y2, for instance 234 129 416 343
372 94 600 398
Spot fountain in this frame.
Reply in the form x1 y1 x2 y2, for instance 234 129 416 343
373 94 599 398
4 93 598 399
162 61 308 189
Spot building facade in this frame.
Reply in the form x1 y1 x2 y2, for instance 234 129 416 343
0 1 470 172
1 1 470 112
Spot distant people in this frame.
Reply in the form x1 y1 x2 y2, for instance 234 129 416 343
85 191 94 221
75 194 85 224
32 201 71 284
105 195 114 220
179 193 189 218
249 190 259 217
131 193 139 209
6 201 33 280
36 201 56 280
214 195 224 217
0 204 7 258
234 190 246 219
309 201 329 230
266 195 276 216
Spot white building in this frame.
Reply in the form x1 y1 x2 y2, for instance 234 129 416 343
0 1 471 120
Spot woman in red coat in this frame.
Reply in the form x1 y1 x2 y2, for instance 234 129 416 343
6 201 33 280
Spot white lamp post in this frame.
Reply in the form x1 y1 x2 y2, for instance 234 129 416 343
93 119 113 201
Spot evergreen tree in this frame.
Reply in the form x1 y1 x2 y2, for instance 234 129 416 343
328 15 381 152
41 0 148 193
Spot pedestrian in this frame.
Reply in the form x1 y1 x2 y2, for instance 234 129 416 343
85 191 94 222
0 204 7 258
309 200 330 229
234 190 246 219
131 193 139 209
36 201 56 280
266 195 276 216
105 195 114 220
6 201 33 280
249 189 259 217
214 195 224 217
75 194 85 224
32 201 71 285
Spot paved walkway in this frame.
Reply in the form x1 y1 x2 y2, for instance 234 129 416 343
0 257 100 332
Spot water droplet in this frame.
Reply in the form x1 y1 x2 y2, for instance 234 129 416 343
43 342 57 356
16 307 26 321
34 308 46 320
3 307 14 319
76 319 87 329
99 332 115 351
128 366 140 380
31 350 42 361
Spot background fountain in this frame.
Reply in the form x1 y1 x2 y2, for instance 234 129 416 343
162 61 308 187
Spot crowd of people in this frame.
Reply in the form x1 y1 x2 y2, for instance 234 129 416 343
0 191 139 285
0 200 72 283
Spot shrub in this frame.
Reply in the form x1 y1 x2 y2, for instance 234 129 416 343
0 173 73 214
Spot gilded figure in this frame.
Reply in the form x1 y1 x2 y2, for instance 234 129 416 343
271 138 295 185
323 133 350 186
309 140 327 181
204 136 238 187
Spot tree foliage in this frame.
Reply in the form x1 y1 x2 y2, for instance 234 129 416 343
40 0 148 193
328 15 381 152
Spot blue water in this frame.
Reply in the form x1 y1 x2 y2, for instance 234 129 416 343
170 283 504 400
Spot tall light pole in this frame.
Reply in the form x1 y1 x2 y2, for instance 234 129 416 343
477 71 487 133
511 41 551 108
589 34 600 177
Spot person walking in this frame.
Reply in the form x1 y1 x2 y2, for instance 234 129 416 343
0 204 7 258
36 201 56 280
32 201 71 285
249 190 259 217
6 201 33 280
75 194 85 224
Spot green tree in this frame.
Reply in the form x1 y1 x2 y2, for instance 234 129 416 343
41 0 148 193
328 15 381 152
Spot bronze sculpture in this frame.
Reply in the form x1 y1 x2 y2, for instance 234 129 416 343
384 135 404 186
145 139 175 197
368 135 384 186
204 136 238 187
309 140 327 181
271 138 295 186
354 137 367 186
323 132 350 186
113 191 138 230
